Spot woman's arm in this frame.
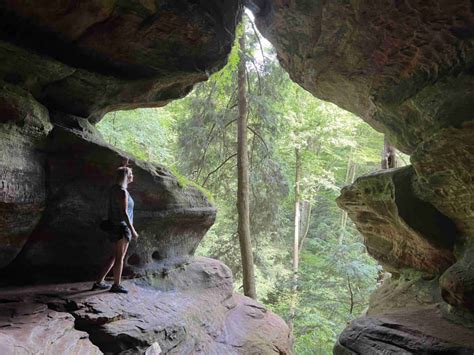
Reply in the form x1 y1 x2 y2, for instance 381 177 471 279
118 189 139 239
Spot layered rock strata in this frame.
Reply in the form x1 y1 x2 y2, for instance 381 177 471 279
0 83 52 268
3 0 472 352
334 305 474 354
0 0 240 280
0 302 101 355
337 166 457 274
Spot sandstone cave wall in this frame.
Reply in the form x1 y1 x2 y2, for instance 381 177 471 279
0 0 244 281
0 2 294 353
1 0 474 353
248 0 474 352
0 88 291 353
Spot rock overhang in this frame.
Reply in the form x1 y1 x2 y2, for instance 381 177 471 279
0 1 247 280
248 0 474 153
0 0 243 121
0 0 474 351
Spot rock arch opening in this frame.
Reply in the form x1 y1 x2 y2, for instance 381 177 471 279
0 0 473 353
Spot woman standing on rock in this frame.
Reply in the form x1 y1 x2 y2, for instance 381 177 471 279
93 166 139 293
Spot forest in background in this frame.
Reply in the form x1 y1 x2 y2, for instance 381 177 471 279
97 18 406 354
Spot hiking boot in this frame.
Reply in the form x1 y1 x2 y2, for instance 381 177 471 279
92 282 110 291
110 284 129 294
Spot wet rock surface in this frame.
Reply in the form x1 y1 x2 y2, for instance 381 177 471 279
0 257 291 354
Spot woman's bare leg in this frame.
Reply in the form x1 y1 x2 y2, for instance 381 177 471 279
113 238 129 285
96 251 116 284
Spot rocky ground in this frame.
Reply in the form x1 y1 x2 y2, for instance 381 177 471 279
0 257 290 354
334 304 474 354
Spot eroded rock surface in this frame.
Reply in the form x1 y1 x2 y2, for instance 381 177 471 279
1 0 472 353
7 122 215 281
0 1 242 121
439 241 474 313
334 305 474 355
248 0 474 350
336 271 474 353
412 123 474 238
0 257 291 354
337 166 457 274
0 302 101 354
0 82 52 268
0 1 291 354
250 0 474 153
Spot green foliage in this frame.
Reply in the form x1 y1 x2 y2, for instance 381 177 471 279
98 107 178 166
96 18 385 354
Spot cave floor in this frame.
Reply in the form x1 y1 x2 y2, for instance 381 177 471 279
0 279 290 354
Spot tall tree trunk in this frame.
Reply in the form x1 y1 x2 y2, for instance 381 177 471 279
378 136 397 283
298 200 311 255
237 26 256 300
347 276 354 315
289 146 302 331
339 148 356 244
381 136 397 169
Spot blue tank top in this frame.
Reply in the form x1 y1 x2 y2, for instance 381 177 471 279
126 189 134 223
108 185 134 225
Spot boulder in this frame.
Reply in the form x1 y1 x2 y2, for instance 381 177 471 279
8 122 216 281
334 305 474 355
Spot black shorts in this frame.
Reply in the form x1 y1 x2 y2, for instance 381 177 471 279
108 224 132 242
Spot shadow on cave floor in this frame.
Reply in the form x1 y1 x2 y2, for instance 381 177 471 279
0 281 113 302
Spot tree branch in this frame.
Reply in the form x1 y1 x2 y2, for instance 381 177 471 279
195 122 216 181
202 153 237 187
248 56 263 94
247 125 269 156
245 12 266 63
